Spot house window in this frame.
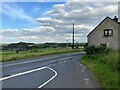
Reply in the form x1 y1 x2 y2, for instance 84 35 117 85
104 29 113 36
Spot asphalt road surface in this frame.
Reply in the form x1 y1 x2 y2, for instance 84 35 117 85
1 52 100 88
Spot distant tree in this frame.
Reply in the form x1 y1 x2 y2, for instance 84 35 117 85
16 50 19 53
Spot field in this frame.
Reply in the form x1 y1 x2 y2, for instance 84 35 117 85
0 48 82 62
81 51 119 89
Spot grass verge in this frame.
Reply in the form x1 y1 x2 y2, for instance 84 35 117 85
81 51 119 89
1 48 82 62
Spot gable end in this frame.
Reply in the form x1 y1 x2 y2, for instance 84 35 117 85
87 16 119 37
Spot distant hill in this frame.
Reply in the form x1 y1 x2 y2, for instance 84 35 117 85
0 43 9 46
1 42 86 50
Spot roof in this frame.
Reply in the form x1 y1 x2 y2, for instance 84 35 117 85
87 16 120 37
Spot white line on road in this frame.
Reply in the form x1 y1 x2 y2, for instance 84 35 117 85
0 67 45 81
84 78 89 84
64 61 67 63
0 66 57 88
58 62 63 64
3 54 79 67
38 67 57 88
1 56 77 81
47 58 76 67
2 57 53 67
0 66 57 84
84 66 86 68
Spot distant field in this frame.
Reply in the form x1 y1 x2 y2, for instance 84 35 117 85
0 48 83 62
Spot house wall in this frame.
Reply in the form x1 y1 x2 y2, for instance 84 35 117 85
88 17 119 51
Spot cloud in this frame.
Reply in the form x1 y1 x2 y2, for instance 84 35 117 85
44 2 117 21
1 3 33 22
36 17 64 26
1 2 118 43
34 2 117 43
1 26 56 37
18 36 39 39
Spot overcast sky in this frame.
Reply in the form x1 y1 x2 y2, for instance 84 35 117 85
0 1 118 43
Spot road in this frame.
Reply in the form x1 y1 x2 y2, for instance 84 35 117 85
1 52 100 88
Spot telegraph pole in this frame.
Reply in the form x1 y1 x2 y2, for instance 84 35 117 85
72 22 75 50
66 39 68 49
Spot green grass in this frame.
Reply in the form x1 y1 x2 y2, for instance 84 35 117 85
0 48 82 62
81 51 119 89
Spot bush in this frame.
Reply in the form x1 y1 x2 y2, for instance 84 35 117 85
118 53 120 71
84 46 96 55
85 45 108 55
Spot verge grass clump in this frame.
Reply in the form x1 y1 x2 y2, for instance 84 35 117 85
81 46 118 89
1 48 83 62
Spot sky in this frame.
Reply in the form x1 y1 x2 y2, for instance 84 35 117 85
0 1 118 43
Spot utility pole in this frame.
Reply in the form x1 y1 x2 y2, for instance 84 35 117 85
66 39 68 49
72 22 75 50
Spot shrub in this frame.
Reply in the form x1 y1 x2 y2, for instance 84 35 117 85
118 53 120 71
85 45 108 55
84 46 96 55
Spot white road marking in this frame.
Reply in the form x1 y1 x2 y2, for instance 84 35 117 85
3 55 77 67
58 62 63 64
53 64 57 66
81 67 84 72
38 67 57 88
84 78 89 84
81 70 84 72
0 66 58 88
84 66 86 68
1 53 82 88
0 67 57 82
0 67 46 81
2 58 52 67
42 57 76 67
64 61 67 63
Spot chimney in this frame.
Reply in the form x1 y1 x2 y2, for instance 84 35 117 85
113 16 118 22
